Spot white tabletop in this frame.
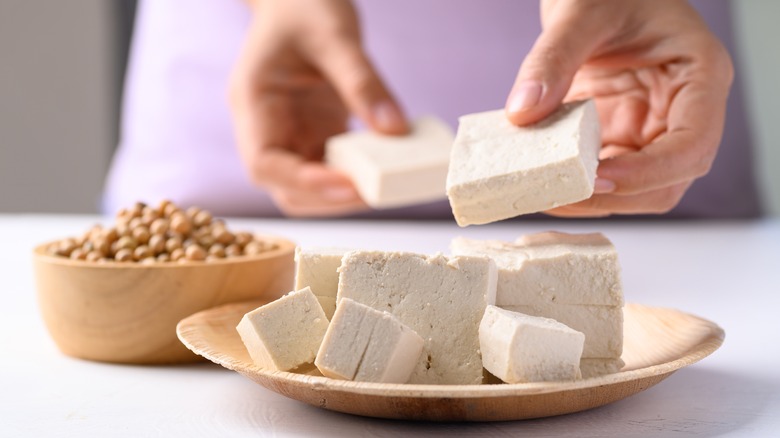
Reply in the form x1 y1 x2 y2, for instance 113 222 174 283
3 214 779 437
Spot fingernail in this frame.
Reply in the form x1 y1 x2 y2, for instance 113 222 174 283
507 81 543 113
322 186 359 202
373 101 407 134
594 178 616 194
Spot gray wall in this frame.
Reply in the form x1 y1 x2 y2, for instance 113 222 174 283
0 0 116 214
733 0 780 216
1 0 778 216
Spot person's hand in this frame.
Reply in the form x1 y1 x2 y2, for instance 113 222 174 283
229 0 407 217
505 0 733 217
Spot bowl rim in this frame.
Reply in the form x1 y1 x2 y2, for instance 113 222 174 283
32 234 296 269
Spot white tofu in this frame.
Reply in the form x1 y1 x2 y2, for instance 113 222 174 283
354 312 425 383
294 246 351 316
580 358 625 378
479 306 584 383
450 232 623 306
316 296 337 320
337 251 497 385
446 100 600 226
314 298 379 380
236 287 329 371
502 303 623 358
315 298 424 383
325 116 454 209
294 246 351 299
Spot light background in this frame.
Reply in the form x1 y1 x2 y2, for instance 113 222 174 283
1 0 778 216
733 0 780 216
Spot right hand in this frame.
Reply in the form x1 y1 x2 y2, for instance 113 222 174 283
229 0 408 217
504 0 733 217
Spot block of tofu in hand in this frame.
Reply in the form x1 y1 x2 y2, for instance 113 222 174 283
236 287 329 371
315 298 424 383
294 247 353 320
446 100 600 226
480 306 585 383
337 251 497 385
451 231 623 306
325 116 454 209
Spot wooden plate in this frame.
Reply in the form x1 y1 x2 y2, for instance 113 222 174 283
176 301 724 422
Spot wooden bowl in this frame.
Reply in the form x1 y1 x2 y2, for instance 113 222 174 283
177 301 724 421
33 236 295 365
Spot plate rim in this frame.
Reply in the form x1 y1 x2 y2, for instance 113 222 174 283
176 301 725 399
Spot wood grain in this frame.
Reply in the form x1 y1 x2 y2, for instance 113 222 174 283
33 236 295 364
177 301 724 421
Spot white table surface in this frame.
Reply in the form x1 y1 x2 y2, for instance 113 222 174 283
3 214 779 437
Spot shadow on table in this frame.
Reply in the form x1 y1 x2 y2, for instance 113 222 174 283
227 367 777 437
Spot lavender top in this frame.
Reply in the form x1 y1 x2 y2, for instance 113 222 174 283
102 0 762 219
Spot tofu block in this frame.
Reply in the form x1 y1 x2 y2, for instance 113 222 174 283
315 298 424 383
337 251 497 385
236 287 329 371
325 116 454 208
294 246 351 315
316 296 337 320
446 100 600 226
314 298 379 380
450 232 623 306
580 358 625 378
502 303 623 358
479 306 585 383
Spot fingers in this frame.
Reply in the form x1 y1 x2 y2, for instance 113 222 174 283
253 150 369 217
563 78 724 217
231 84 363 215
311 37 409 135
227 0 400 217
596 79 728 196
234 126 368 217
507 0 731 218
230 73 366 217
268 161 369 217
544 180 692 217
505 0 613 125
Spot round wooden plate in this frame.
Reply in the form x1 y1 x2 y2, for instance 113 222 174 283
176 301 724 422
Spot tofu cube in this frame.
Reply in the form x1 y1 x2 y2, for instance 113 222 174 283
337 251 497 385
294 246 352 319
236 287 329 371
451 232 623 306
451 232 623 358
580 357 625 378
446 100 600 226
316 296 337 321
479 306 585 383
325 116 454 209
502 303 623 358
315 298 424 383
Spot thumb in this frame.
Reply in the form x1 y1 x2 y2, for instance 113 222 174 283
313 39 408 135
505 8 607 126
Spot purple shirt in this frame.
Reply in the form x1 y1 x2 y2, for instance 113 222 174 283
103 0 762 219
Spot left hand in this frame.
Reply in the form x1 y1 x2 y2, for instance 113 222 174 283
229 0 408 217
